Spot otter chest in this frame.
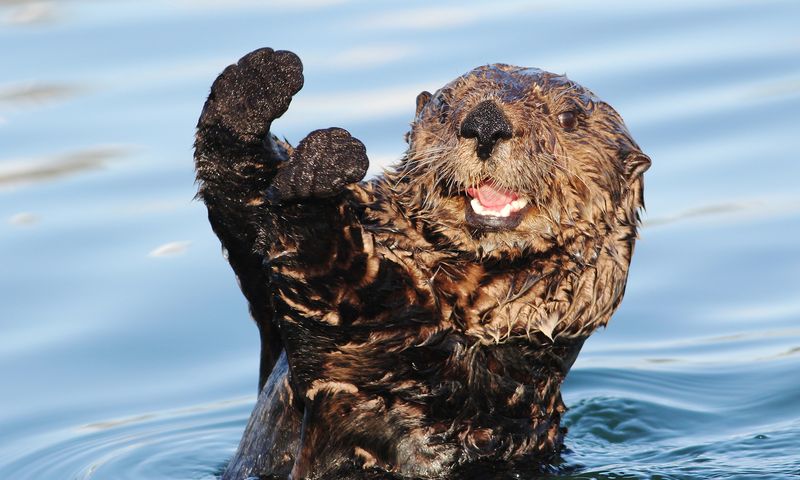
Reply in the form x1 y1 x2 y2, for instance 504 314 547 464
373 240 570 343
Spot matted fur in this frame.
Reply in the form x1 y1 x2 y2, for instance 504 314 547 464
194 48 649 480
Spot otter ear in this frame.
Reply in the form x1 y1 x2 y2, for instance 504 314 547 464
415 91 432 117
624 151 651 183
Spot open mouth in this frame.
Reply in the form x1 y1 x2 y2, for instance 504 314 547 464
465 181 530 231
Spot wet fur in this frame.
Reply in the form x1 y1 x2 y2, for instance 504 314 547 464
194 48 649 479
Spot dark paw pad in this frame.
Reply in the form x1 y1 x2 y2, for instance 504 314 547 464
202 48 304 140
268 128 369 201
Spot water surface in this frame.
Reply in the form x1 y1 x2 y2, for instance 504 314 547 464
1 1 799 478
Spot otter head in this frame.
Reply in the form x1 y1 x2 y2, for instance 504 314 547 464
392 64 650 258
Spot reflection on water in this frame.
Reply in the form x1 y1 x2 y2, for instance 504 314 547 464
8 211 39 226
0 146 130 189
1 0 799 479
2 1 59 26
148 240 191 258
0 82 85 106
643 202 749 227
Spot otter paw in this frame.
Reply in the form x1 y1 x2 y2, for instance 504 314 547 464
202 48 304 141
267 128 369 202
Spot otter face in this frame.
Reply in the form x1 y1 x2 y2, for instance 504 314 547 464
392 65 649 257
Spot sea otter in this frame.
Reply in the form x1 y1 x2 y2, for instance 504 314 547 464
194 48 649 480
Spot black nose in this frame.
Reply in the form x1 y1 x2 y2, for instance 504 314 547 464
459 100 513 160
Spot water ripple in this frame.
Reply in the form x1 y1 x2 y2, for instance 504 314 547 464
0 398 251 480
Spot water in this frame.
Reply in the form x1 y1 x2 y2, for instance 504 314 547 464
1 1 799 478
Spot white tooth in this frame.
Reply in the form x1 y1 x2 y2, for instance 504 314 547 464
470 198 487 215
499 204 512 217
471 198 504 217
510 198 528 211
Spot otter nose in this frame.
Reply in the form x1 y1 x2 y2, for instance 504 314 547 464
459 100 513 160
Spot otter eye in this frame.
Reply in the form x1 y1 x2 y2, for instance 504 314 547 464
557 111 578 130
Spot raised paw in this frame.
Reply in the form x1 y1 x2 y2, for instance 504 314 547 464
267 128 369 202
199 48 304 141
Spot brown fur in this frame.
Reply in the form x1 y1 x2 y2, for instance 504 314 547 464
194 49 649 480
363 64 648 343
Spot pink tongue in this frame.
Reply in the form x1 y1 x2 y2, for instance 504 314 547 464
468 182 518 210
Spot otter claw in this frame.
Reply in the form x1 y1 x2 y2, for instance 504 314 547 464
267 128 369 202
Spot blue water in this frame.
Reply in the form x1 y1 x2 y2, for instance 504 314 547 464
1 1 799 478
